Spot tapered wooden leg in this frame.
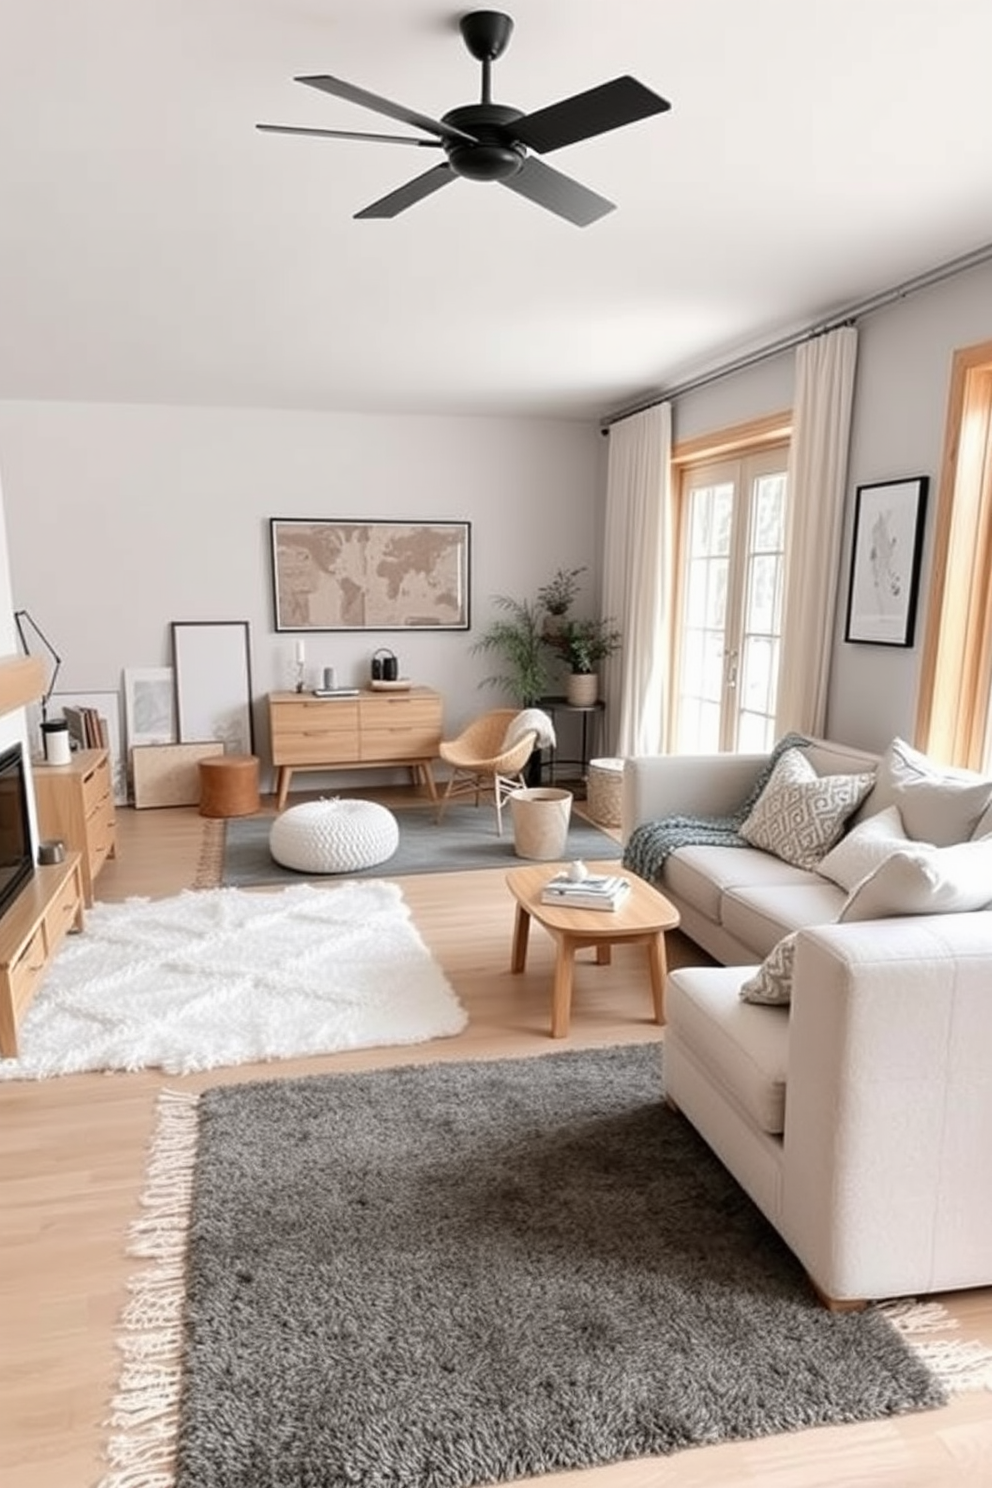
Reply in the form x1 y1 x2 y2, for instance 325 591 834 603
276 767 292 812
595 944 612 965
551 936 577 1038
510 904 530 973
647 932 667 1024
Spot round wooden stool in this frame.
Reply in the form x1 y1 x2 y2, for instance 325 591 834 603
199 755 260 818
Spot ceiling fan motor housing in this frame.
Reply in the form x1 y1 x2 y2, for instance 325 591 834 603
442 103 525 181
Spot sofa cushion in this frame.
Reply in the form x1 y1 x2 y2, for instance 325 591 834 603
666 966 790 1134
740 931 797 1006
721 882 846 958
663 843 821 923
816 804 910 891
839 839 992 920
864 737 992 845
740 747 876 870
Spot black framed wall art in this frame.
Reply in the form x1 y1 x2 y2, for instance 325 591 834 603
844 476 929 647
269 519 471 632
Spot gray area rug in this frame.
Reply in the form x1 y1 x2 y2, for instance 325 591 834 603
219 802 621 885
164 1044 940 1487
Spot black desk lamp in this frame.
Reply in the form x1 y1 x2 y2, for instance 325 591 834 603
13 609 62 722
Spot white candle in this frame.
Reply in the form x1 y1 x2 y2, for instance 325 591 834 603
294 640 305 664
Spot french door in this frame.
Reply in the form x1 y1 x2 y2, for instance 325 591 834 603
673 447 789 754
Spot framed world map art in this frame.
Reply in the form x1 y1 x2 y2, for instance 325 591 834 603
269 518 471 632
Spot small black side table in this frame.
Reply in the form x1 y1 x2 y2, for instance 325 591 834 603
537 696 606 786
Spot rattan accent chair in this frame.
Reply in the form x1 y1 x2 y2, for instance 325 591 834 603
436 708 539 836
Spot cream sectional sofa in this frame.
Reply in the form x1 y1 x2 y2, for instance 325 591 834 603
621 738 992 1306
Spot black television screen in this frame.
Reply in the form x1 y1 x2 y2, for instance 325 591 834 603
0 742 34 918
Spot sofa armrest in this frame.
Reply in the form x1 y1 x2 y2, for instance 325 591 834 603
782 912 992 1300
621 752 768 843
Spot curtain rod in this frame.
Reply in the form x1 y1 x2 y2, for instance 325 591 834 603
601 238 992 430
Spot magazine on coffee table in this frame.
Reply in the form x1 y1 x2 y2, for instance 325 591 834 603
540 873 631 912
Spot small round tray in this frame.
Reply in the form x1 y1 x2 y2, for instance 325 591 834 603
370 678 413 691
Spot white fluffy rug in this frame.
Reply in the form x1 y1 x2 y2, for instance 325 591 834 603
0 881 467 1080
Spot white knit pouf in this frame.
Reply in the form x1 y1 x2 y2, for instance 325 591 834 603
269 799 399 874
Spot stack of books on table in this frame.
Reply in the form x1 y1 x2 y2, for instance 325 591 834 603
540 872 631 912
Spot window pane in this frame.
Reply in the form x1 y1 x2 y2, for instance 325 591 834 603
746 554 781 634
752 475 786 549
705 558 728 629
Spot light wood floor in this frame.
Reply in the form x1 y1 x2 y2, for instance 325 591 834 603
3 791 991 1488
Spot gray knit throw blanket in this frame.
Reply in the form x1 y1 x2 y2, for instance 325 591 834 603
621 733 812 883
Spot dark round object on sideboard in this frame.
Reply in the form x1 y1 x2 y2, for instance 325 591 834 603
38 839 66 865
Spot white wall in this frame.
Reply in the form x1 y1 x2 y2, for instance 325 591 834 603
0 404 601 786
664 257 992 753
0 470 39 846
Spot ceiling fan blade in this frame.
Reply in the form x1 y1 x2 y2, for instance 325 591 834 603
354 163 457 219
257 123 444 147
513 75 671 155
295 75 477 146
501 157 614 227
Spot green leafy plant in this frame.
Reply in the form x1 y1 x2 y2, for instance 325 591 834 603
536 565 587 618
545 615 622 674
472 594 552 706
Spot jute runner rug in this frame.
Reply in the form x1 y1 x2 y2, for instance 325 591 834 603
99 1043 990 1488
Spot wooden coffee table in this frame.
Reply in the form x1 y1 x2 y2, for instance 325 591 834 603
505 859 681 1038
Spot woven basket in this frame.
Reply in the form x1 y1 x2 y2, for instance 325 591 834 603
586 757 624 828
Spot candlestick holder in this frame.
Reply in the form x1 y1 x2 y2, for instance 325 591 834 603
294 659 306 693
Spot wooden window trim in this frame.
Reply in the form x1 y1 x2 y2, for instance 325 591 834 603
916 340 992 767
672 411 792 468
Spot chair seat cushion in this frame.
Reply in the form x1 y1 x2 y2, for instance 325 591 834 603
269 799 399 873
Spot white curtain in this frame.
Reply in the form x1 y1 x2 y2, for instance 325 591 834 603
775 326 859 737
601 403 672 756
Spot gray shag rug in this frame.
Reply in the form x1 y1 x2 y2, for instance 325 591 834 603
111 1046 944 1488
215 802 621 886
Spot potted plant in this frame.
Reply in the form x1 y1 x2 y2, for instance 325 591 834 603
545 615 622 706
471 594 552 708
536 565 586 620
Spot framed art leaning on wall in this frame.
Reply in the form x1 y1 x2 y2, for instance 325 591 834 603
269 518 471 632
844 476 928 647
171 621 254 754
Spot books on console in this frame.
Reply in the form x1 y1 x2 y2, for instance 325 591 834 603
540 872 631 912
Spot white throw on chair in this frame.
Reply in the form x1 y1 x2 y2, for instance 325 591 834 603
436 708 555 835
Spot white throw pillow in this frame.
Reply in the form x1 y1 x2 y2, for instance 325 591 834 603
866 737 992 846
740 932 798 1006
816 805 910 891
739 748 876 871
839 838 992 921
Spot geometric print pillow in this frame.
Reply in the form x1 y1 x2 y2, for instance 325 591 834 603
740 747 876 871
739 930 798 1005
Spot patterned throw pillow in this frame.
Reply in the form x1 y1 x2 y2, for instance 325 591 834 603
740 748 876 871
740 932 798 1006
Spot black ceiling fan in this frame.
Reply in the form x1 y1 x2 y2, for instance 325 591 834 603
257 10 671 226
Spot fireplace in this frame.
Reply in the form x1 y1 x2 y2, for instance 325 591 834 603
0 742 35 919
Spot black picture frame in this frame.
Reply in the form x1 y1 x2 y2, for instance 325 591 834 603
269 519 471 633
844 476 929 647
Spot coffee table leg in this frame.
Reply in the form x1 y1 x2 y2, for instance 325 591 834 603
647 932 667 1024
551 936 576 1038
511 904 530 973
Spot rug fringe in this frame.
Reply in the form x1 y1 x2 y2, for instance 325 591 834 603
98 1089 199 1488
880 1298 992 1393
192 817 225 890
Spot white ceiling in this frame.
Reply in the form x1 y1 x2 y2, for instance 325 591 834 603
2 0 991 421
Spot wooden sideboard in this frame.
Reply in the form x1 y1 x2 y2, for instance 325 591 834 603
0 852 84 1058
33 748 117 906
268 688 443 810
